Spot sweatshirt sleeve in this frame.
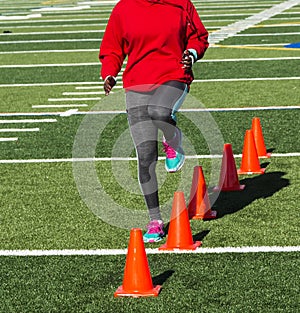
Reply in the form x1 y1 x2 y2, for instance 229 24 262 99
185 0 209 60
99 8 126 80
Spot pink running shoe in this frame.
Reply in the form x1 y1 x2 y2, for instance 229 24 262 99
162 137 185 173
143 220 165 243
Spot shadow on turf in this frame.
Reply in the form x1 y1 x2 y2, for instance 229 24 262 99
267 147 276 154
152 270 175 286
193 229 210 242
212 171 290 219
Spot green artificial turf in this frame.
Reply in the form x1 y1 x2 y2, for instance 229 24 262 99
0 41 100 52
0 253 298 313
0 32 101 41
203 46 300 59
221 34 300 45
0 59 299 84
0 109 298 160
0 50 99 65
0 19 109 29
0 25 105 33
0 156 299 250
0 84 106 113
0 78 298 114
240 26 300 34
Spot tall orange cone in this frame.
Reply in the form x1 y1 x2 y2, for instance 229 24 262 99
214 144 245 191
188 166 217 219
251 117 271 158
237 129 266 175
159 191 201 251
114 228 161 297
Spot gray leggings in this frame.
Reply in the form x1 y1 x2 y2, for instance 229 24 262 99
126 81 188 221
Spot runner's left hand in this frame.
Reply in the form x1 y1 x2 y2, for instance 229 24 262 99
181 50 194 71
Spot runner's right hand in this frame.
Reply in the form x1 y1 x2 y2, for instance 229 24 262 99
104 75 116 96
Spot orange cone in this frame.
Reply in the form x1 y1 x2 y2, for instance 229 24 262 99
237 129 266 175
251 117 271 158
114 228 161 297
188 166 217 219
159 191 201 251
214 144 245 191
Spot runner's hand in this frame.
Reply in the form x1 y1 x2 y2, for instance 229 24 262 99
181 50 194 71
104 75 116 96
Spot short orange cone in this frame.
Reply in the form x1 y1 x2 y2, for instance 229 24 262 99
188 166 217 219
237 129 266 175
251 117 271 158
114 228 161 297
159 191 201 251
214 144 245 191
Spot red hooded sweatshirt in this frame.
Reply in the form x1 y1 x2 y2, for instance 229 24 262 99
99 0 209 91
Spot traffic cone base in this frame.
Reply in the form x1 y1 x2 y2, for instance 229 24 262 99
237 168 266 175
191 209 217 220
258 152 272 159
192 208 218 220
159 240 202 251
213 184 245 192
114 228 161 298
114 285 161 298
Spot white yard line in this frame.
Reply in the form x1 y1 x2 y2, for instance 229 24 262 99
0 119 57 124
0 18 108 24
60 109 79 117
0 63 99 68
193 77 300 82
196 4 274 9
48 97 101 101
3 76 293 89
32 104 88 108
0 30 103 36
1 57 300 68
0 13 41 21
62 91 105 95
201 57 300 62
252 23 300 27
270 16 300 20
235 32 300 36
29 9 111 14
0 39 100 44
0 137 18 142
203 19 237 22
76 0 124 5
72 106 300 113
0 105 298 118
3 10 292 26
0 49 99 54
0 23 107 29
0 153 299 164
0 42 294 55
0 82 101 87
277 11 300 15
75 85 123 90
31 5 90 12
179 106 300 112
0 246 299 256
0 128 39 132
215 43 288 46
